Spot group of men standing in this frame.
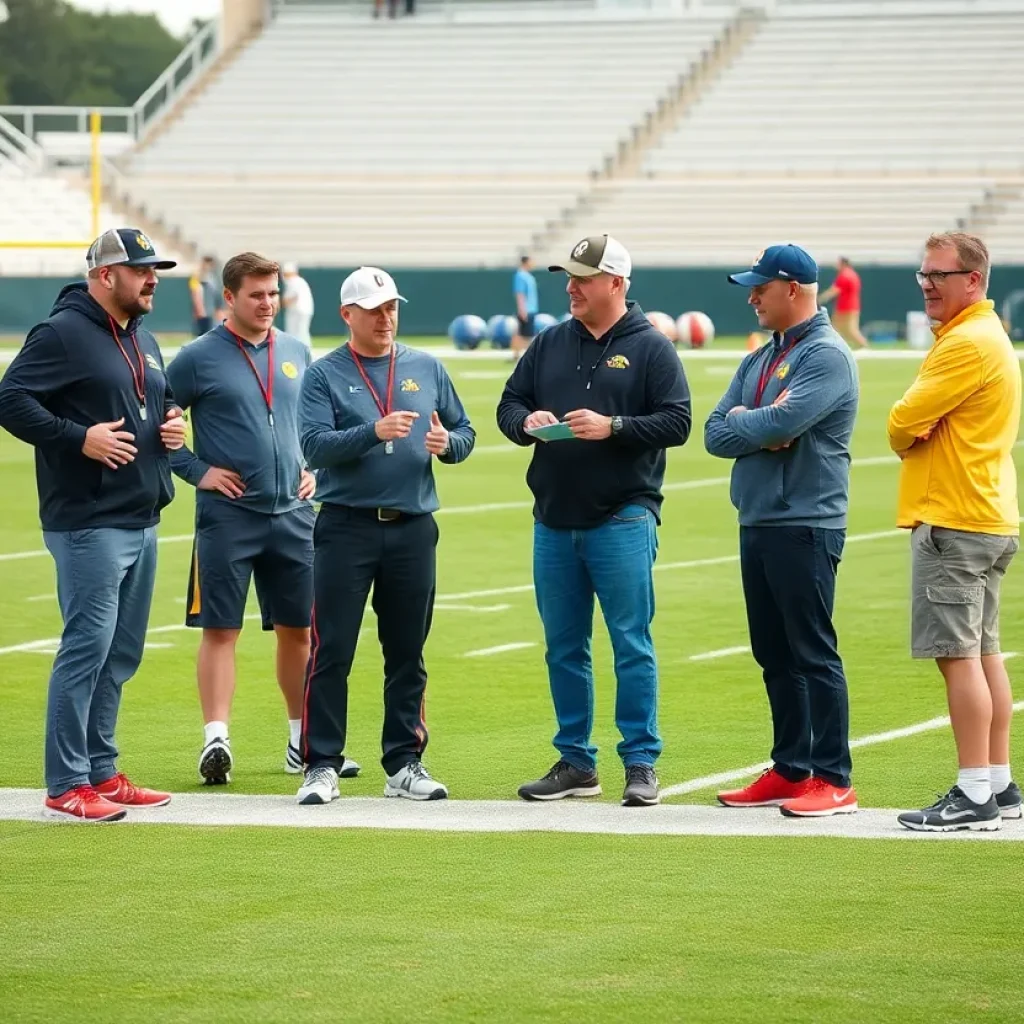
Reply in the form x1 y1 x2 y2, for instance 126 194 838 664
0 226 1018 832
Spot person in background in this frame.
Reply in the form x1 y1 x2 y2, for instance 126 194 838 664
0 228 186 822
281 262 315 351
374 0 415 17
189 255 223 338
889 232 1021 832
819 256 869 349
510 255 539 362
705 244 860 819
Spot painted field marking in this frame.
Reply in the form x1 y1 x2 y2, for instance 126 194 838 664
464 642 537 658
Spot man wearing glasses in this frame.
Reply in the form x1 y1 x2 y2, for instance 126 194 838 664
889 232 1021 832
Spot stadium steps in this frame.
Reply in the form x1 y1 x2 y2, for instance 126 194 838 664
527 5 764 260
963 181 1024 235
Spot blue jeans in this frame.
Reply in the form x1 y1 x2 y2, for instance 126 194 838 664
42 527 158 797
533 504 661 772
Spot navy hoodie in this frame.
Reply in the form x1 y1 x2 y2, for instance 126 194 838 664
496 302 692 529
0 283 176 531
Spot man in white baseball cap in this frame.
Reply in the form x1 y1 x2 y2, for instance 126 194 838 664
294 265 475 807
339 266 406 310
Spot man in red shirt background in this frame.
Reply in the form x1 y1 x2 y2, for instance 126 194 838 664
820 257 869 349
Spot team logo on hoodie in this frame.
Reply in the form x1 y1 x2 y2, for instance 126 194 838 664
144 353 161 371
400 378 420 392
281 361 299 379
776 364 791 380
606 354 629 369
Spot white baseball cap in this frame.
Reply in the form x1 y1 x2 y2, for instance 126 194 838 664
340 267 407 309
549 234 632 279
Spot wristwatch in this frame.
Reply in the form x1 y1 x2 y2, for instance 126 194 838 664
610 416 624 436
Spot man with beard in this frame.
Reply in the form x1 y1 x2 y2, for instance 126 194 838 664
0 228 187 821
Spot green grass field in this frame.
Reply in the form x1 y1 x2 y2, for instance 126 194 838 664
1 345 1022 1023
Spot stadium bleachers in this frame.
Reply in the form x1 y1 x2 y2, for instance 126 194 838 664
119 7 731 265
0 170 141 275
643 8 1024 175
543 177 995 268
103 0 1024 268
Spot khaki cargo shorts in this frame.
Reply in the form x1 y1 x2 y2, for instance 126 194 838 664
911 524 1019 659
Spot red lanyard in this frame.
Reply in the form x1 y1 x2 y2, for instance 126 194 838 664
228 325 275 425
107 314 147 417
753 338 797 407
348 344 396 418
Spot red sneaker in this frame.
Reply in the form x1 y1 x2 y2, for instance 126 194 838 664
780 777 858 817
717 767 813 807
44 785 127 823
94 773 172 808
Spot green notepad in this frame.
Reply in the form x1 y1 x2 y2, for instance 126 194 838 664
525 422 576 442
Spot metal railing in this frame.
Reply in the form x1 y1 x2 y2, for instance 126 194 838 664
0 114 46 173
0 18 221 148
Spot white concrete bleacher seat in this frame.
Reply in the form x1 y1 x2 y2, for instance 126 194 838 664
0 172 128 275
543 177 994 266
644 10 1024 175
982 191 1024 264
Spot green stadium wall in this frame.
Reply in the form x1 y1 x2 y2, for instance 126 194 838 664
1 267 1022 341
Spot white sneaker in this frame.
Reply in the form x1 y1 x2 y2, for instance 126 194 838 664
384 761 448 801
297 765 339 805
199 738 232 785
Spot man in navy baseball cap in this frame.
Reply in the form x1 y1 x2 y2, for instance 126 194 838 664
86 228 177 272
728 244 818 288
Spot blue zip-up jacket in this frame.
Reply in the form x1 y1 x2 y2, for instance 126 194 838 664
0 282 176 531
166 325 311 515
299 342 474 513
703 311 858 529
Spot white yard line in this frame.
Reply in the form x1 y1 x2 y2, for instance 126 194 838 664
689 645 750 662
0 787 1019 840
464 642 537 658
0 532 193 565
0 526 907 658
434 603 511 613
26 594 54 602
661 691 1024 799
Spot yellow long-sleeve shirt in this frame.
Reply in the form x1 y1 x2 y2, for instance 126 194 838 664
888 300 1021 535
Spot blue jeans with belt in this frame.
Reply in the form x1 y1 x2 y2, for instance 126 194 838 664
42 527 158 797
533 504 661 772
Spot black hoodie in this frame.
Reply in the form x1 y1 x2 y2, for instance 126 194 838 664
496 302 691 529
0 283 176 531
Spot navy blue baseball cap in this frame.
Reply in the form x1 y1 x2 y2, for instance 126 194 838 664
728 244 817 287
86 228 177 271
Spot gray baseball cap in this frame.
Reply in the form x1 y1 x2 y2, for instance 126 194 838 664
86 228 177 271
549 234 632 278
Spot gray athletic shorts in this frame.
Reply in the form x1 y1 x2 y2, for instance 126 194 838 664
911 524 1018 659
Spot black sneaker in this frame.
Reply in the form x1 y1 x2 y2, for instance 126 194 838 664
995 781 1023 820
622 764 660 807
897 786 1002 832
518 760 601 801
198 738 232 785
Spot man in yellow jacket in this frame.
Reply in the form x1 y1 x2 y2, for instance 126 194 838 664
888 231 1021 832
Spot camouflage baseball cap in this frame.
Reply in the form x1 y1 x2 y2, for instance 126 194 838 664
86 228 177 271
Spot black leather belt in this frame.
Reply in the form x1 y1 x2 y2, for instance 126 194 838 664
325 504 411 523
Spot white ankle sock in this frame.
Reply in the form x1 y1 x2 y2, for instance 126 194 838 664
204 721 228 746
990 764 1012 795
288 719 301 749
957 767 990 805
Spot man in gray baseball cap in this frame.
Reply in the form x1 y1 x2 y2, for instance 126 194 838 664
86 228 178 272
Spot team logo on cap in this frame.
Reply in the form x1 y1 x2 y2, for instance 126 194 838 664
573 240 589 258
606 355 629 370
373 273 385 287
144 353 161 371
400 378 420 392
281 361 299 380
136 233 153 251
753 249 765 266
